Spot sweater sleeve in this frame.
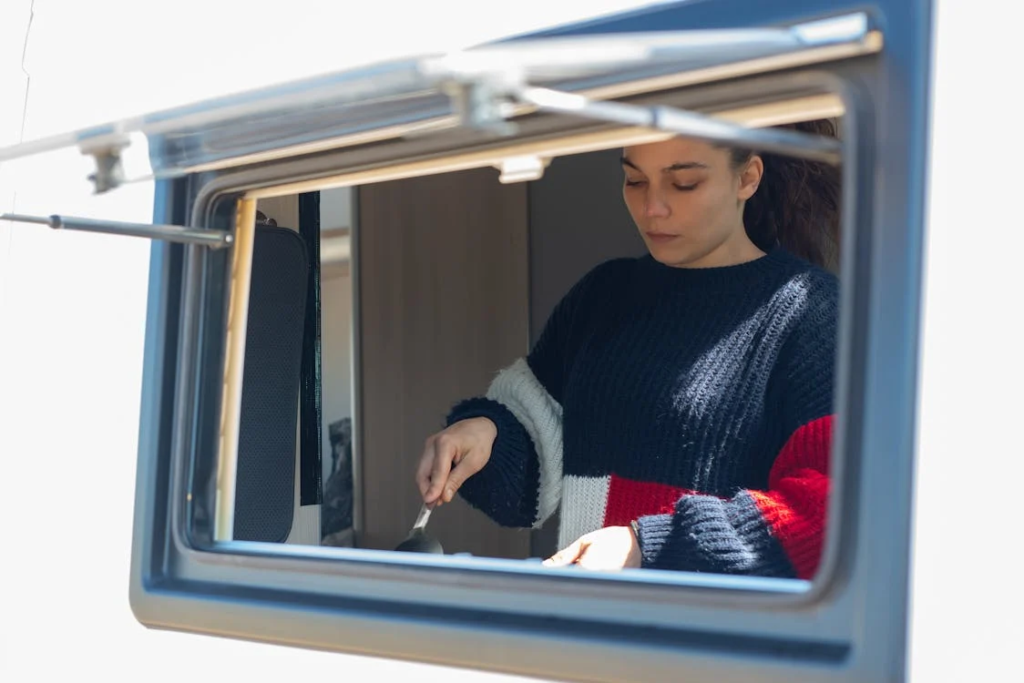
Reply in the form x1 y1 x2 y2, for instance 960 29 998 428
634 277 838 580
447 261 619 529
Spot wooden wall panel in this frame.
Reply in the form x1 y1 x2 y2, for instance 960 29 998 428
356 168 531 559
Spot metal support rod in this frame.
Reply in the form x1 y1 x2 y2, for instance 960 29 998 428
514 86 843 165
0 212 233 248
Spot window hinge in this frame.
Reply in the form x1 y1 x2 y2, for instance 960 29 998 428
0 213 233 248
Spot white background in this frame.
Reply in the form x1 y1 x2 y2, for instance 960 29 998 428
1 1 1022 682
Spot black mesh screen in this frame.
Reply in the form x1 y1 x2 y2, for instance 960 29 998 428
234 226 309 542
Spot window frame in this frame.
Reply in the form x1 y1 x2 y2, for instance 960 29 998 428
130 4 932 682
189 70 864 595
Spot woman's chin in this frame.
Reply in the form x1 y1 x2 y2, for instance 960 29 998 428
646 242 696 268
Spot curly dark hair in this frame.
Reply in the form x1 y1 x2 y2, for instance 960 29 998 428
730 118 842 271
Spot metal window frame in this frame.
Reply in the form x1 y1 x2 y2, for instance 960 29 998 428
128 3 933 681
134 77 903 683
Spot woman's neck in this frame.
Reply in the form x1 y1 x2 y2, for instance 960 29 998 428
671 230 765 269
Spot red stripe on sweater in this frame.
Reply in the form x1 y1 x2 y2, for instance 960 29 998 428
749 414 833 579
603 475 693 528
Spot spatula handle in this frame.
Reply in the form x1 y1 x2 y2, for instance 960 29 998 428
412 502 434 531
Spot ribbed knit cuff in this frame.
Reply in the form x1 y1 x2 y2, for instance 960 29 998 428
634 512 673 568
635 493 796 577
446 397 539 527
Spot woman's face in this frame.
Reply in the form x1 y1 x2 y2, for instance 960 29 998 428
621 137 763 268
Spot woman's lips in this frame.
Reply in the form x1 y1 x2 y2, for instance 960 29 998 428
644 232 679 243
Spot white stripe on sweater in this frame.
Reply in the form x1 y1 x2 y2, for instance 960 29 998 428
558 475 611 549
485 357 563 527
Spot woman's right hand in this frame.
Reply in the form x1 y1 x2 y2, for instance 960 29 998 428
416 417 497 507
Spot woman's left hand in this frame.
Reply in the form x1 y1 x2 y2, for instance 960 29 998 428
543 526 641 570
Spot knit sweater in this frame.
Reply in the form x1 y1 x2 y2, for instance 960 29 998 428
447 247 838 579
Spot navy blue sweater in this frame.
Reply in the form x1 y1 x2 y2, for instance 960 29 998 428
447 248 838 579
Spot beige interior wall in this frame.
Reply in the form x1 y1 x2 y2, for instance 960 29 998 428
356 168 532 558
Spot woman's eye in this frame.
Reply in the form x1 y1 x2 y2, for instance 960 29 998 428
673 183 699 192
625 179 646 187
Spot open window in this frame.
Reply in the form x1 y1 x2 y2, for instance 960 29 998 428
0 2 933 681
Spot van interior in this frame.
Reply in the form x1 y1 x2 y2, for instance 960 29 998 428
232 119 841 562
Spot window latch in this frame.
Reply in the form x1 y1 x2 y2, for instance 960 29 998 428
0 213 233 248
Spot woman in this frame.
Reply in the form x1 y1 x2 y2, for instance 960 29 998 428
415 119 841 579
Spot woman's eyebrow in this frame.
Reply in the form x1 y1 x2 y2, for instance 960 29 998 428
620 156 709 172
664 161 709 171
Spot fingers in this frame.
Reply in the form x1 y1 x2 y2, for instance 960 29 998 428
543 540 584 567
426 434 461 505
416 420 493 506
442 455 473 504
417 434 452 505
415 436 438 501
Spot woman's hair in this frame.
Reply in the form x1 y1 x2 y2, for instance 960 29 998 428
730 118 842 271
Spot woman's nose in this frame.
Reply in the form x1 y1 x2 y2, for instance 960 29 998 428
644 192 671 218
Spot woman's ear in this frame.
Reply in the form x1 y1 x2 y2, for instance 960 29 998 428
737 155 764 201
